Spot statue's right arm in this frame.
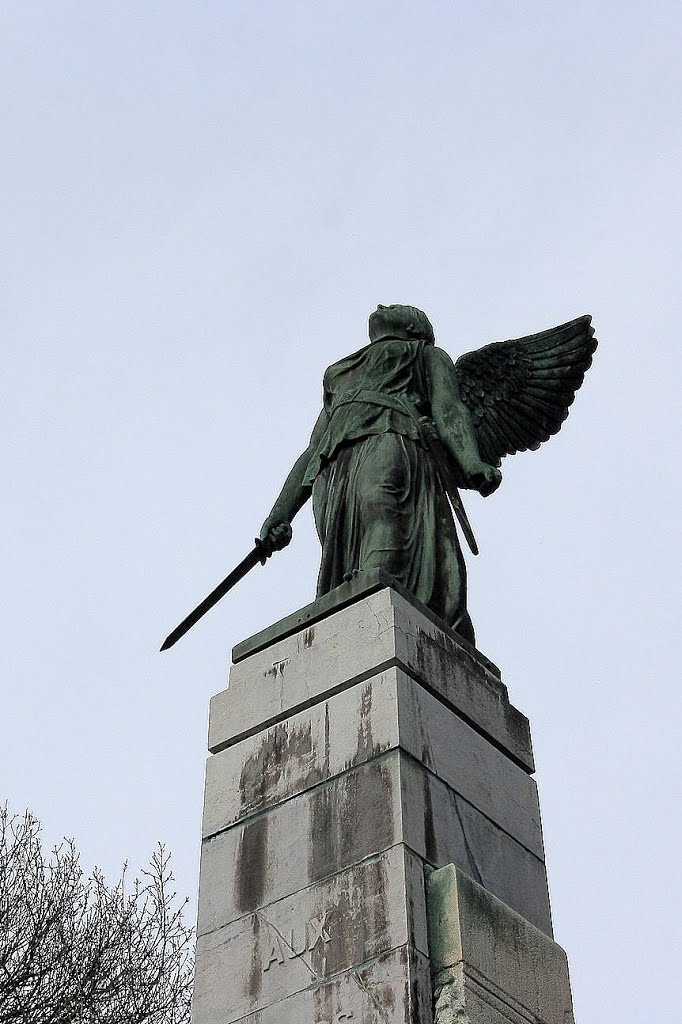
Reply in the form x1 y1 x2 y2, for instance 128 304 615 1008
259 407 329 554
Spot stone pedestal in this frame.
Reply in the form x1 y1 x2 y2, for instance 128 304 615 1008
191 574 575 1024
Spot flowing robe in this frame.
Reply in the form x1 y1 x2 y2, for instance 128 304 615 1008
302 338 472 639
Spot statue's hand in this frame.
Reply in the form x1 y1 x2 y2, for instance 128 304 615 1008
468 463 502 497
259 516 293 557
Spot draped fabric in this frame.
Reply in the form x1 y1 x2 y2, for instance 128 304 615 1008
307 338 473 640
302 338 427 487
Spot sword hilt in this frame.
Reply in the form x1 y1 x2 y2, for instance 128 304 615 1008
254 537 268 565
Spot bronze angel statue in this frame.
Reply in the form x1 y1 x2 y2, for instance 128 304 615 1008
259 304 596 646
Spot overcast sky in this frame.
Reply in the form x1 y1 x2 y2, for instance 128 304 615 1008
2 3 680 1020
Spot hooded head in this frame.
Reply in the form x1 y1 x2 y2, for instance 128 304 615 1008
368 304 435 345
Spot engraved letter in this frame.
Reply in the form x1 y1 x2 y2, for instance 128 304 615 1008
307 912 331 950
287 926 307 958
262 933 285 971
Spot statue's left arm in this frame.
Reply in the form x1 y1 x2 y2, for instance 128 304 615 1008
426 345 502 496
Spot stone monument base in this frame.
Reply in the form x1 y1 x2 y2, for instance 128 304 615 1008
191 573 575 1023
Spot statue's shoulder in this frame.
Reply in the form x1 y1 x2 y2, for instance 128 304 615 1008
422 344 458 379
323 342 372 380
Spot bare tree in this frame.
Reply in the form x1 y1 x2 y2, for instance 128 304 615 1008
0 805 194 1024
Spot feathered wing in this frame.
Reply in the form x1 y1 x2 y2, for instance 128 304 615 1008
454 315 597 467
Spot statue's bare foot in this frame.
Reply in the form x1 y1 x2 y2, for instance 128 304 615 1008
342 569 361 582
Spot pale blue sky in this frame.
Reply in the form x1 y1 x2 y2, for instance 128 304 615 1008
2 3 681 1020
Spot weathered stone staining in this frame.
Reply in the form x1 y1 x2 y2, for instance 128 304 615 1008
261 911 332 971
427 865 574 1024
191 583 575 1023
210 574 533 771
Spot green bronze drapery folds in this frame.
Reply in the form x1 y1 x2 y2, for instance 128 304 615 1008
261 304 596 645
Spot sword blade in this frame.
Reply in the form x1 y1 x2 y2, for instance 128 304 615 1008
426 436 479 556
160 541 266 651
446 485 479 556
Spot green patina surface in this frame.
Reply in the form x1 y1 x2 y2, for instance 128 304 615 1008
261 304 596 645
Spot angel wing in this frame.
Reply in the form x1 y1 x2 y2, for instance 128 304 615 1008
455 315 597 468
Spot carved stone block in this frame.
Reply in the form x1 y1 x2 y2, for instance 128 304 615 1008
210 587 533 771
194 945 433 1024
198 748 550 937
203 668 542 856
427 864 574 1024
192 845 429 1024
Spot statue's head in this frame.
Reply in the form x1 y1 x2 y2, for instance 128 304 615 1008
368 304 435 345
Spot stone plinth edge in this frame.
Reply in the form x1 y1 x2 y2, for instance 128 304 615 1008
215 585 534 772
427 864 574 1024
232 568 501 679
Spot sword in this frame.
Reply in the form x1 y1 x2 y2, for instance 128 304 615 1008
423 432 479 556
160 539 268 651
444 478 479 556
